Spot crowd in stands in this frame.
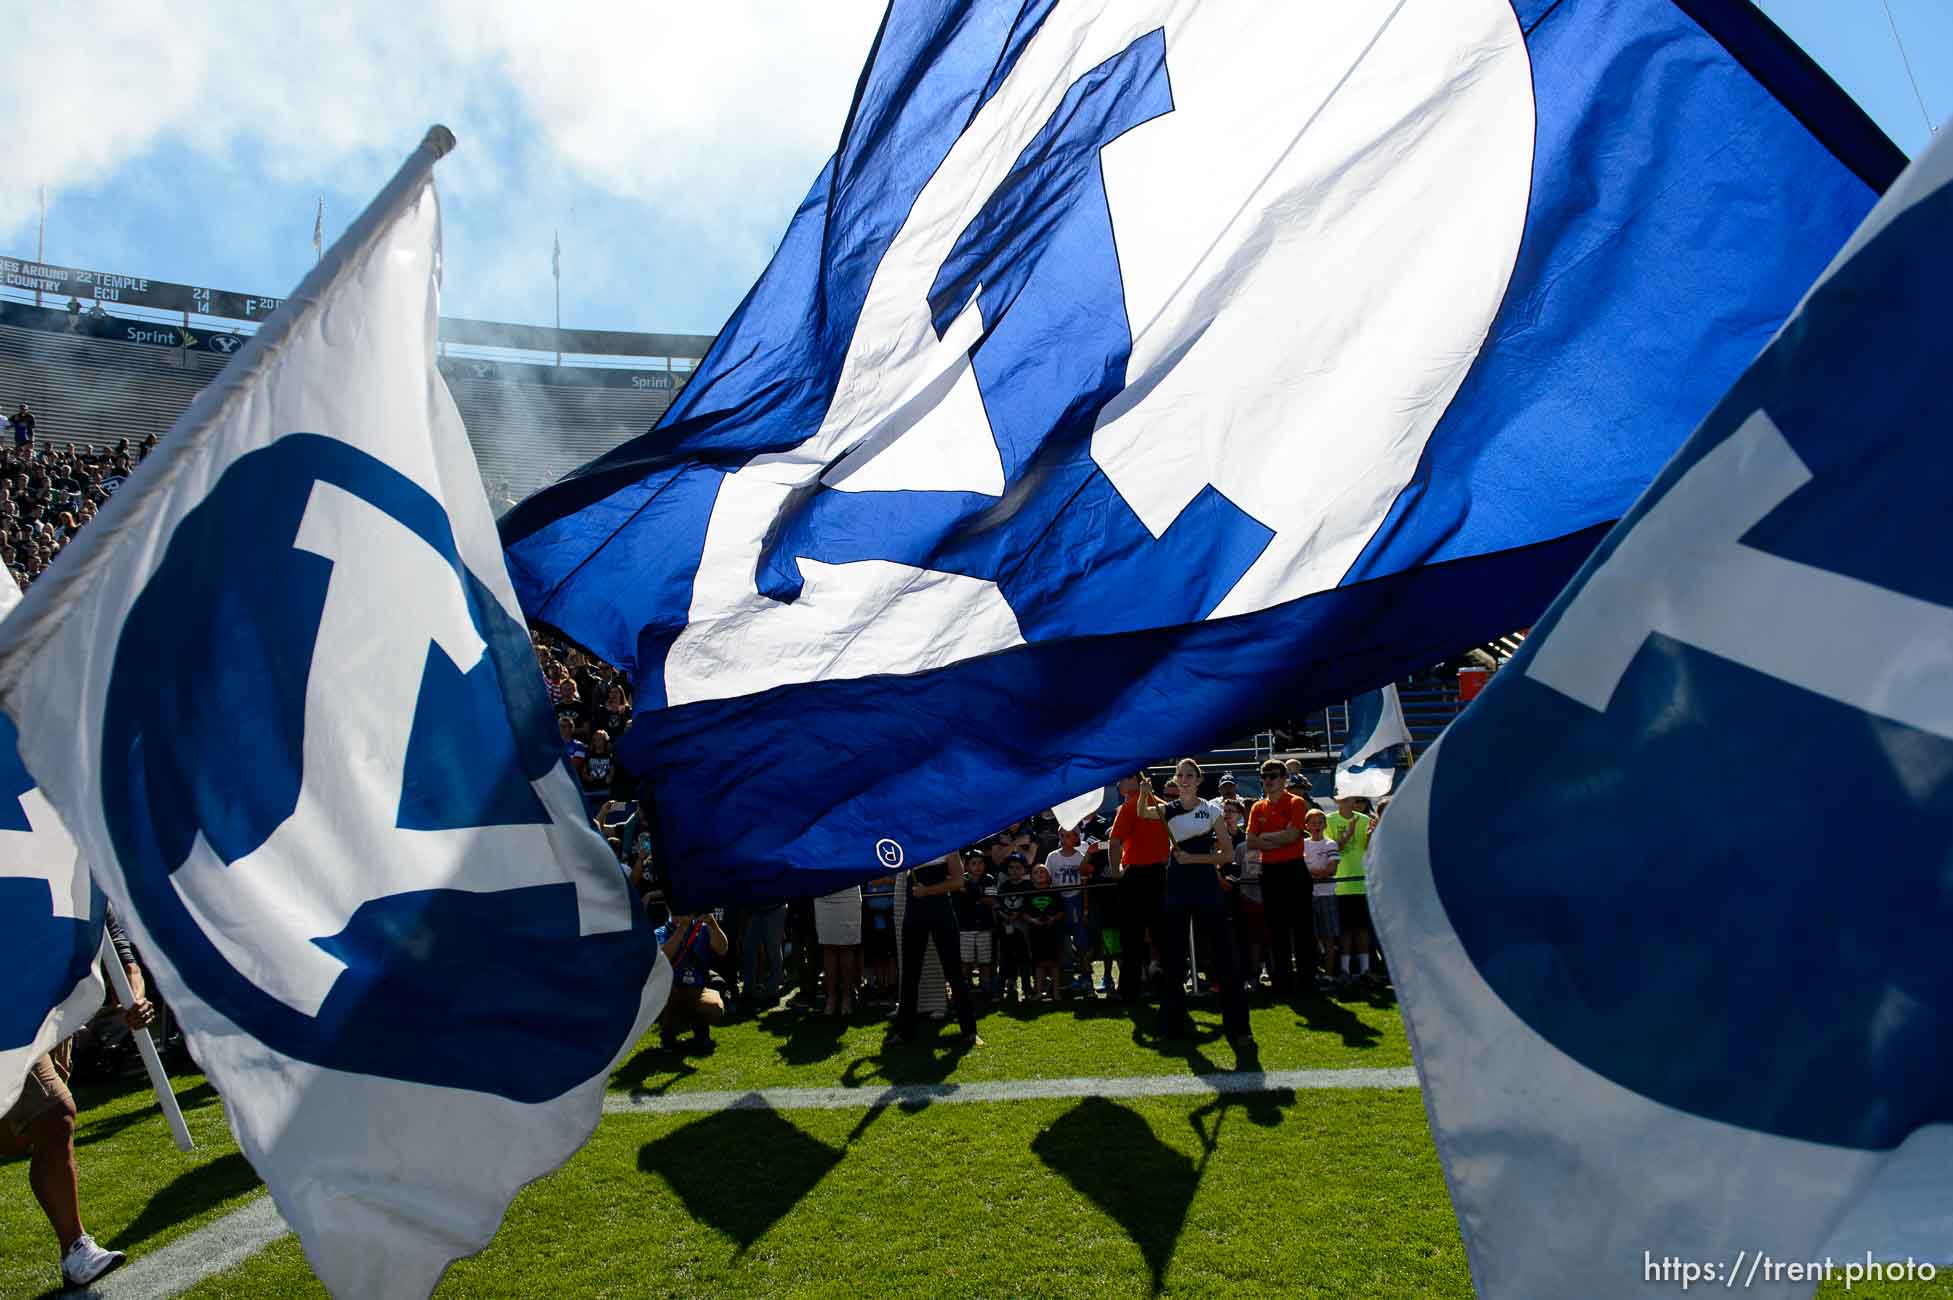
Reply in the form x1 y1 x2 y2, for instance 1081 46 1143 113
0 403 151 590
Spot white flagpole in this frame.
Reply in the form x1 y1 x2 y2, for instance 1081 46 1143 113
98 932 194 1152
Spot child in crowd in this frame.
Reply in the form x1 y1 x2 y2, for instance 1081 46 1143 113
1225 799 1267 994
863 877 898 1003
1302 809 1342 990
1025 863 1066 1000
994 853 1034 1003
956 850 997 998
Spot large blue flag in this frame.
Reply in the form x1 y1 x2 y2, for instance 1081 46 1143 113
1370 123 1953 1297
502 0 1899 905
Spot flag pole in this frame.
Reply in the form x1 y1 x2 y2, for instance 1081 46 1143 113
552 228 562 368
98 932 194 1152
36 184 46 308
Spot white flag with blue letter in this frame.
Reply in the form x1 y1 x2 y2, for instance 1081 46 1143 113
0 128 668 1299
501 0 1900 909
1370 126 1953 1297
0 562 96 1115
1335 686 1409 799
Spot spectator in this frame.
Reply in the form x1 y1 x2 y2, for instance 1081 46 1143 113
1024 863 1065 999
813 880 864 1016
1224 798 1268 995
578 728 616 800
657 910 729 1051
889 853 982 1049
1030 807 1060 859
954 849 997 998
1328 796 1377 985
10 403 34 452
557 714 586 769
1302 809 1342 990
1079 838 1117 996
993 853 1034 1003
600 682 632 737
1042 826 1090 993
738 895 789 1011
1246 758 1312 996
863 878 898 1004
1108 769 1170 1004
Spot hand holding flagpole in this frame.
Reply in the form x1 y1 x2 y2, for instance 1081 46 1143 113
98 931 194 1152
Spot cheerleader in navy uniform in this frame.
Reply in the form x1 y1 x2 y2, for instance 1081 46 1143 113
1138 757 1256 1063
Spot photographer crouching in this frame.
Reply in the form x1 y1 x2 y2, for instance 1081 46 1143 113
656 910 729 1053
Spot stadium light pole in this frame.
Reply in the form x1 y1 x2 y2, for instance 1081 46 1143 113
36 184 45 307
553 228 562 368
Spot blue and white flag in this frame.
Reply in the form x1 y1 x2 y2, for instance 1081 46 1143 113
0 563 96 1115
0 129 667 1299
502 0 1900 905
1370 125 1953 1297
1336 686 1409 799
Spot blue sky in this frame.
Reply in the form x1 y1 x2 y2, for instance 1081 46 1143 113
4 3 1946 341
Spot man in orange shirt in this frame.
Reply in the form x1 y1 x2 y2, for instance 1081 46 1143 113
1107 768 1172 1004
1246 758 1312 996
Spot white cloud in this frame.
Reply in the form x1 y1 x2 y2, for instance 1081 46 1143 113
3 3 884 279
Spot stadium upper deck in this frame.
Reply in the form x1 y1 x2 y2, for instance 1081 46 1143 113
0 254 712 508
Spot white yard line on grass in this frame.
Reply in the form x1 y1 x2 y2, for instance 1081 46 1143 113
80 1066 1417 1299
604 1065 1420 1115
84 1193 290 1300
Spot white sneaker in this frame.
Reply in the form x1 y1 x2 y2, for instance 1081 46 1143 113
63 1233 127 1286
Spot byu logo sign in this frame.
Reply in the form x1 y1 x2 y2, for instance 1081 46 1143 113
661 2 1532 707
100 435 645 1103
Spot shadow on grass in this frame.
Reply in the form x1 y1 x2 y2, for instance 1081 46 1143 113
751 1005 850 1068
1032 1096 1201 1295
74 1082 219 1148
1291 989 1386 1048
105 1150 262 1254
638 1105 841 1255
611 1043 698 1097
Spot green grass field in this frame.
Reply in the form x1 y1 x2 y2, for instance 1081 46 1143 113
4 989 1947 1298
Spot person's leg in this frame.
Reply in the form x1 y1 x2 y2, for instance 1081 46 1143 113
761 907 787 1002
693 989 725 1043
2 1062 84 1253
1202 908 1251 1044
822 945 841 1013
1116 876 1142 998
1156 904 1193 1036
930 916 980 1039
894 925 928 1036
1263 872 1296 994
1314 896 1341 987
739 915 762 1002
660 986 701 1047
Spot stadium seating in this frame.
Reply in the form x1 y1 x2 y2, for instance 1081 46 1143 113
0 317 674 507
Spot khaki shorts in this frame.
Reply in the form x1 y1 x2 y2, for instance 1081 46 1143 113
4 1053 73 1143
